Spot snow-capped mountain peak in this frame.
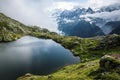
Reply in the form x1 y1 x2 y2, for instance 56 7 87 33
52 4 120 37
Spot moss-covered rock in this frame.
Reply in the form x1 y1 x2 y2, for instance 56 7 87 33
95 34 120 50
89 55 120 80
101 55 120 70
100 55 120 71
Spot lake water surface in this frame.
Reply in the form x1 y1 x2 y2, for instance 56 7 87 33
0 36 80 80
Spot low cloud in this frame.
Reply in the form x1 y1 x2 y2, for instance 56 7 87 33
0 0 58 32
84 0 120 10
81 10 120 22
0 0 86 32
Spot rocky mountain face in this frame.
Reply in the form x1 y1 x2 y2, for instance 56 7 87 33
110 25 120 34
53 4 120 37
54 8 104 37
101 21 120 34
58 19 104 37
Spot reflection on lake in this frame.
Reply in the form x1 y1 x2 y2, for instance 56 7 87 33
0 36 80 80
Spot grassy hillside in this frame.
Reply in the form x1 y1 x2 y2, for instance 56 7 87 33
0 13 120 80
18 56 120 80
0 13 56 42
18 60 100 80
0 13 30 41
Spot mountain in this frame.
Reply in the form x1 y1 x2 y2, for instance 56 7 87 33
54 8 104 38
110 25 120 34
104 21 120 35
101 21 120 34
59 19 104 37
57 7 94 19
53 5 120 37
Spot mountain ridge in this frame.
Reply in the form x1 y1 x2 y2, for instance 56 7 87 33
53 5 120 37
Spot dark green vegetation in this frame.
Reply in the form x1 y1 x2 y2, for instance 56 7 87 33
0 13 120 80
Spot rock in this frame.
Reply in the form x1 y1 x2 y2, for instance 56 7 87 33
101 55 111 59
94 34 120 50
100 55 120 71
24 73 32 77
48 75 53 79
111 54 120 60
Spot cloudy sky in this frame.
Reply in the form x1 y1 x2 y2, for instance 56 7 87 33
0 0 120 32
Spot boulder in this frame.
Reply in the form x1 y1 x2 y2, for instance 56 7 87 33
100 55 120 71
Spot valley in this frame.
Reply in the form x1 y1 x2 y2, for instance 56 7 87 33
0 13 120 80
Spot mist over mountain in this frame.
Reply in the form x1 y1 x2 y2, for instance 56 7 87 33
99 3 120 12
101 21 120 34
53 3 120 37
0 0 120 38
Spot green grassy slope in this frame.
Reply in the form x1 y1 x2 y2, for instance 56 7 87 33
18 60 100 80
18 57 120 80
0 13 120 80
